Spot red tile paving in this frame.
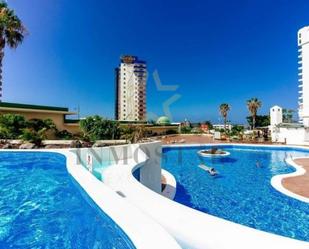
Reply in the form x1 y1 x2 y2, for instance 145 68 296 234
282 158 309 199
159 134 273 145
160 134 218 144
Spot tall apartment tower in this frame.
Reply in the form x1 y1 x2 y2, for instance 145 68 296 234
298 26 309 127
115 55 147 121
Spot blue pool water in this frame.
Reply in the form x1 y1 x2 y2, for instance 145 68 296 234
162 145 309 242
0 152 135 249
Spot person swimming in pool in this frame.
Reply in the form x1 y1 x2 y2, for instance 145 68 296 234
256 161 262 168
209 167 218 176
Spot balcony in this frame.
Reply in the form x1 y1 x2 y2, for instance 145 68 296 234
299 66 303 70
298 78 303 82
299 90 303 94
299 84 303 88
298 48 302 52
298 60 302 64
298 72 303 76
298 54 302 58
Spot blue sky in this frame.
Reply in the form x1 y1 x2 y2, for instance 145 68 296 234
4 0 309 123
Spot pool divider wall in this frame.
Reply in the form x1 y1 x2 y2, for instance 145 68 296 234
70 142 162 194
59 145 181 249
136 142 162 194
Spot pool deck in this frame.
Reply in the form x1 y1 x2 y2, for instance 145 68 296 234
159 134 274 145
282 158 309 198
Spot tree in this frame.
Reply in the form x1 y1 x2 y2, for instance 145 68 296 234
246 98 262 129
203 120 213 130
246 115 270 128
26 118 56 132
121 125 147 143
79 116 121 141
231 125 244 135
0 2 26 99
282 109 295 123
219 103 230 130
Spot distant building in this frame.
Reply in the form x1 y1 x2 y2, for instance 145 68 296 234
213 124 232 131
270 105 282 126
298 26 309 126
269 105 309 145
0 102 80 134
115 55 147 121
156 116 171 126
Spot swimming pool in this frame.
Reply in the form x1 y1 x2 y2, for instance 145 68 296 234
162 145 309 242
0 152 135 249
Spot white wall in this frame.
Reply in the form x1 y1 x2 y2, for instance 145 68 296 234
271 127 309 145
138 142 162 194
71 143 162 194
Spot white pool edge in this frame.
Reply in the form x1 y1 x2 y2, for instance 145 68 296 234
271 157 309 203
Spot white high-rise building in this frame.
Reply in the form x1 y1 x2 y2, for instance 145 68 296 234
298 26 309 127
115 55 147 121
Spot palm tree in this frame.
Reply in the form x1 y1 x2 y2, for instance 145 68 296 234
247 98 262 129
0 2 26 100
219 103 230 130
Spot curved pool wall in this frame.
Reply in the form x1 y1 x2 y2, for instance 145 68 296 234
0 147 181 249
272 156 309 203
102 142 309 249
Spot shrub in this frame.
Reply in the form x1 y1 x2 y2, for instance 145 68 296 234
0 114 26 138
191 127 202 134
19 128 42 146
166 129 178 135
180 126 192 134
56 130 73 140
26 118 56 131
0 127 9 139
79 116 121 141
121 125 146 143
